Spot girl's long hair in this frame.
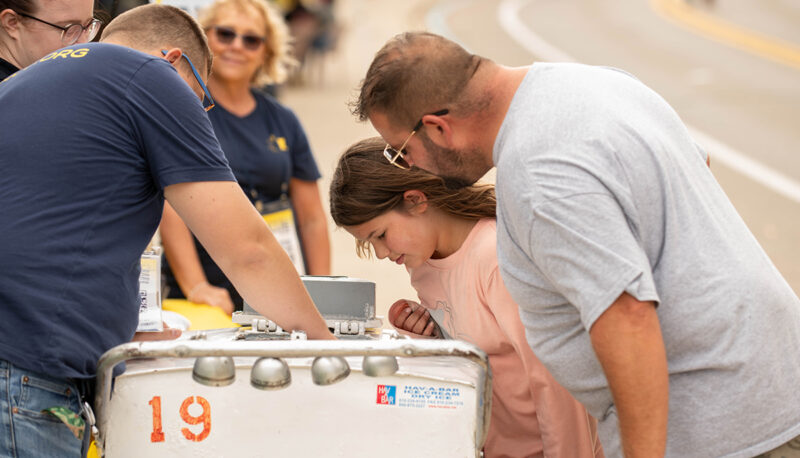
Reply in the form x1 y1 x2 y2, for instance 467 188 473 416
330 137 496 256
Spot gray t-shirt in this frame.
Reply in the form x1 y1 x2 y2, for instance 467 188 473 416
494 62 800 457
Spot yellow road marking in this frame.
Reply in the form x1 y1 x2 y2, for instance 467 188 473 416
651 0 800 70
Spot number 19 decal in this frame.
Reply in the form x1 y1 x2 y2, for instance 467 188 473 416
149 396 212 443
148 396 165 442
180 396 212 442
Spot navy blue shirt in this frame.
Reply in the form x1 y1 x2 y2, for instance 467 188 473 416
163 90 321 309
0 43 234 379
0 57 18 80
213 89 320 198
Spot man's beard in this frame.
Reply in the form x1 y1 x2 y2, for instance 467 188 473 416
440 174 475 190
420 134 487 189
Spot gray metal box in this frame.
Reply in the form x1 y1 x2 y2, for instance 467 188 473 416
238 276 380 335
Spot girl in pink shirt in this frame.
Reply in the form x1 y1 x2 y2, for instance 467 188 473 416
330 138 603 458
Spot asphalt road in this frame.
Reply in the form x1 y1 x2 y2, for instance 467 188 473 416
281 0 800 322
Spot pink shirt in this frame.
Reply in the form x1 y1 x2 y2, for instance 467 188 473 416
404 219 603 458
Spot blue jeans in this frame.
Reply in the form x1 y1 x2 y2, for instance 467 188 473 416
0 359 82 457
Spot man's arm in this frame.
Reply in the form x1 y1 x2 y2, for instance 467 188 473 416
160 202 234 314
164 181 334 339
589 292 668 457
289 178 331 275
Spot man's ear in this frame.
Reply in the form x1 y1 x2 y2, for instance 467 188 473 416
420 111 452 145
0 9 22 39
403 190 429 215
161 48 183 67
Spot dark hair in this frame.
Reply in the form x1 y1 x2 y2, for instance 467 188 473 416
0 0 36 15
351 32 483 127
330 137 496 257
101 4 213 77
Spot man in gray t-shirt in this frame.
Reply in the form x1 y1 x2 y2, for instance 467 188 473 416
354 32 800 457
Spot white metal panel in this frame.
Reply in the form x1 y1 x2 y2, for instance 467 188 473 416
105 358 481 457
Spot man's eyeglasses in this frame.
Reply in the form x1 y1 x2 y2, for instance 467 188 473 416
161 50 215 112
383 109 449 170
211 26 266 51
16 12 102 45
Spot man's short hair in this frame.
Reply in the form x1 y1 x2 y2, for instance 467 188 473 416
101 4 213 77
353 32 482 127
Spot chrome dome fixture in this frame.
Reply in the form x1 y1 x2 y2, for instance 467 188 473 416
250 357 291 390
362 355 399 377
192 356 236 387
311 356 350 386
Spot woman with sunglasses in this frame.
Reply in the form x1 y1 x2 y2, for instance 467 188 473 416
161 0 330 313
0 0 99 80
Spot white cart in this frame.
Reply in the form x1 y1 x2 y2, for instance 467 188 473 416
93 331 491 457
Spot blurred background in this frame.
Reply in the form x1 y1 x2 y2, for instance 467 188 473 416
103 0 800 322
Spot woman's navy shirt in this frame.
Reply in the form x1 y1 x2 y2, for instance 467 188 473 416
163 90 321 309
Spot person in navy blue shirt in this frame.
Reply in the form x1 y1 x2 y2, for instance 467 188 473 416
161 0 330 313
0 0 99 81
0 5 332 457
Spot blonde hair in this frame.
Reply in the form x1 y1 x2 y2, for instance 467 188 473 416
330 137 496 258
198 0 296 86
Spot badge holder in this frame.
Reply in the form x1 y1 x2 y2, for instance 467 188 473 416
256 197 306 275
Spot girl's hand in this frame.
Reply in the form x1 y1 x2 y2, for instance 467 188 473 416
388 299 439 337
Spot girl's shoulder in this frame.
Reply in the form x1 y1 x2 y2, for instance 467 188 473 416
468 218 498 252
459 219 499 270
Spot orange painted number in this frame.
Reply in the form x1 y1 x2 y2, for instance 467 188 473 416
148 396 165 442
179 396 212 442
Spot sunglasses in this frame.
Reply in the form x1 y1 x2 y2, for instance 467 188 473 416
212 26 266 51
161 50 215 112
384 109 449 170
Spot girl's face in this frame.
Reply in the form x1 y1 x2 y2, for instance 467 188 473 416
206 6 268 84
345 205 440 270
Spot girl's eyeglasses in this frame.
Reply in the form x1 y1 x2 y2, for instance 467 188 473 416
16 12 102 46
384 109 449 170
161 50 215 112
212 26 266 51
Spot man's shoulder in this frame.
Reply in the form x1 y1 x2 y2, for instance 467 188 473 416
528 62 638 84
89 42 152 58
35 42 152 65
24 43 165 90
511 62 644 121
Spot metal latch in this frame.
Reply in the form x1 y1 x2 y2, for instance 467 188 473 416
331 320 365 336
252 318 282 334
